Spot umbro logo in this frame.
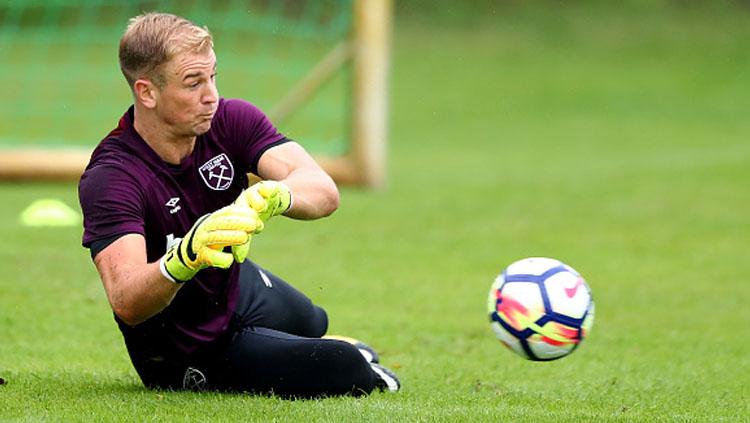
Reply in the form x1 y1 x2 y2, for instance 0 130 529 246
165 197 181 214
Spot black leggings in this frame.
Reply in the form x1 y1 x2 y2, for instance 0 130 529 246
216 262 376 397
131 261 376 397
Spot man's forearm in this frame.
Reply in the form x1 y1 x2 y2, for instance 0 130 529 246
96 251 182 327
281 168 339 220
254 141 340 220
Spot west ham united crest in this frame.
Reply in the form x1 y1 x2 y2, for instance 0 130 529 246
199 153 234 190
182 367 207 391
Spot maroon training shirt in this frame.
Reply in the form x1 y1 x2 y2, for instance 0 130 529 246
79 98 287 354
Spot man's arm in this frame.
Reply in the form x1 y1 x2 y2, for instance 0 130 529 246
255 141 340 220
94 234 181 327
93 204 260 327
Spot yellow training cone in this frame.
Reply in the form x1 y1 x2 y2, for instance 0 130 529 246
20 199 81 227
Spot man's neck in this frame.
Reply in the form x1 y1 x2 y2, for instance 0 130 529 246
133 107 195 166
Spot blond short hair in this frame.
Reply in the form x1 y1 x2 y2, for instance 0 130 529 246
119 12 213 88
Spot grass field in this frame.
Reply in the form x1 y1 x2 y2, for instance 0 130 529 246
1 3 750 421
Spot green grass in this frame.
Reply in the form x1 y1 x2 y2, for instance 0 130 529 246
2 4 750 421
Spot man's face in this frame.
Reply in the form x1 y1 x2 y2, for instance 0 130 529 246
154 48 219 137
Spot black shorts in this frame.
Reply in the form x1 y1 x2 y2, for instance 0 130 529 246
127 261 376 397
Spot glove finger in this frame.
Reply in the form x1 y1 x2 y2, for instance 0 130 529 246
204 214 260 233
253 218 265 234
201 248 235 269
232 191 248 209
214 203 258 218
260 181 291 216
202 229 249 247
243 189 268 213
257 182 279 198
232 239 251 263
212 204 241 217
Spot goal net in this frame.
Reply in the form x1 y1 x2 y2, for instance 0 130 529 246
0 0 390 186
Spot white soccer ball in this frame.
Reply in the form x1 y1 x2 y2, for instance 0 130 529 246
487 257 595 361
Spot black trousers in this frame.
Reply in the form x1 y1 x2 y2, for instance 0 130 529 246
128 261 376 397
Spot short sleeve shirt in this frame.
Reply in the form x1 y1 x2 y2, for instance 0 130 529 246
78 98 287 354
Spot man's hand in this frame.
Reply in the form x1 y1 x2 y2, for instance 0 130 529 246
235 181 292 225
160 204 261 283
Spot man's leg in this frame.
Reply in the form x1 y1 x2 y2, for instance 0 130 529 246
124 261 332 391
232 261 328 336
218 326 376 397
217 261 399 396
215 261 399 396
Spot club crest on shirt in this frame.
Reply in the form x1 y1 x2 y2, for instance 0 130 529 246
182 367 207 391
199 153 234 191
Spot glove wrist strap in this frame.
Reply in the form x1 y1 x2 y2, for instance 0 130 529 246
279 181 293 216
160 255 193 284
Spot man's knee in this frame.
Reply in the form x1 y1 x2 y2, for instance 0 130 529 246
306 305 328 337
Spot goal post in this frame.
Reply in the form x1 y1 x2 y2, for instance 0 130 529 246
352 0 391 188
0 0 391 187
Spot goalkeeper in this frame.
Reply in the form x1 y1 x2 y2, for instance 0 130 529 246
78 12 399 396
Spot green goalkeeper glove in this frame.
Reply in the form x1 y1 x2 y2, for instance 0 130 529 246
160 204 261 283
235 180 292 225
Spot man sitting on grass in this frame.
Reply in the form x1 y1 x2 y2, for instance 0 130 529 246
78 12 399 397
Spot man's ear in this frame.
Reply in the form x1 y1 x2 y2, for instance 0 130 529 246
133 79 158 109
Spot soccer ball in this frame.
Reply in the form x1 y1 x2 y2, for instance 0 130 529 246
487 257 595 361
